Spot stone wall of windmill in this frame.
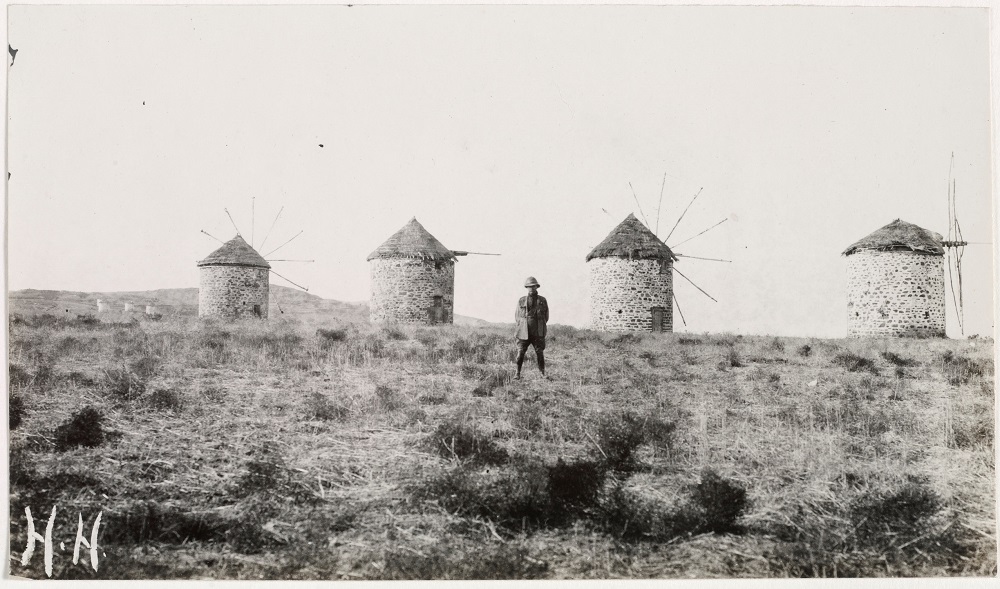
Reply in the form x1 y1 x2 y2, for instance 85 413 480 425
589 257 673 331
199 265 270 319
846 250 945 337
369 258 455 324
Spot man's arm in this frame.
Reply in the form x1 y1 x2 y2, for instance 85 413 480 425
541 298 549 323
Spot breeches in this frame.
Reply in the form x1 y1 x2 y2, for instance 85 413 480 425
516 335 546 352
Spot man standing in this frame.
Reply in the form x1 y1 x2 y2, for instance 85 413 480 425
515 276 549 379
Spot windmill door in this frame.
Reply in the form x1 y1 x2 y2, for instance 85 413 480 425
253 304 262 318
428 296 445 325
650 306 666 332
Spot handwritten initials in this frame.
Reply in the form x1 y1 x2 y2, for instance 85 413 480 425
20 507 103 577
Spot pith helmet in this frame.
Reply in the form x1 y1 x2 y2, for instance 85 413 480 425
524 276 540 288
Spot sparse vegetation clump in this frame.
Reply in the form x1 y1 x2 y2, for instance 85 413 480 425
148 388 184 412
592 411 675 475
306 391 348 421
54 406 105 451
832 351 880 375
101 363 149 401
427 421 509 465
316 327 348 349
941 350 991 386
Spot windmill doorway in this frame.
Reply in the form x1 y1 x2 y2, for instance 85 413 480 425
428 296 445 325
253 304 262 318
650 306 667 332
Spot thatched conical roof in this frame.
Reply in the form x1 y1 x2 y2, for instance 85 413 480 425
366 217 456 262
586 213 677 262
842 219 944 256
197 235 270 268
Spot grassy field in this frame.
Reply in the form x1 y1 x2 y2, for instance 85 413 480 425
6 312 996 579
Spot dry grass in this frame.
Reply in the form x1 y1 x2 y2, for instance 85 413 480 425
6 312 996 579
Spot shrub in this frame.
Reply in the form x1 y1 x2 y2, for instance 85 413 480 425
599 470 748 542
101 364 147 401
427 421 509 466
593 411 675 475
232 442 289 497
678 337 702 345
148 388 184 412
9 394 25 429
381 326 408 341
676 469 748 534
722 345 744 369
796 344 812 357
414 455 603 531
54 406 105 451
316 328 348 350
881 351 918 367
941 350 991 386
102 500 228 545
769 338 785 352
832 352 879 375
638 351 658 367
128 354 162 380
547 458 606 516
607 333 642 348
849 481 954 553
306 391 348 421
74 314 101 328
952 414 994 449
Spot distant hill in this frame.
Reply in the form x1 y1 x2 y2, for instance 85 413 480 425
8 287 489 326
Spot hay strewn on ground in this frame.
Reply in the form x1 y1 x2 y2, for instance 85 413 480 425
7 312 996 579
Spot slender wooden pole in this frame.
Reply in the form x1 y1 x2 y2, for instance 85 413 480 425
672 218 727 248
674 254 731 263
258 206 284 252
269 269 309 292
629 182 651 228
673 266 718 302
200 229 224 244
664 187 703 243
263 230 303 258
672 291 687 327
224 208 242 237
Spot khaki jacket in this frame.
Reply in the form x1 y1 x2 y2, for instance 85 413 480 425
515 294 548 340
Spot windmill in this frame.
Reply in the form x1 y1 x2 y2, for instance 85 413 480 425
366 217 500 325
199 198 312 319
841 154 987 339
588 173 730 332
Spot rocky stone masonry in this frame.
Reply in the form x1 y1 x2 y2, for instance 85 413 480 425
199 265 270 319
589 257 673 332
846 249 945 338
369 258 455 324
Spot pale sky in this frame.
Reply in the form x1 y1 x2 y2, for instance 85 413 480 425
6 4 994 337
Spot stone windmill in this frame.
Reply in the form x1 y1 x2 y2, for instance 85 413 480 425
588 176 729 332
367 217 496 325
198 202 310 320
842 155 980 338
